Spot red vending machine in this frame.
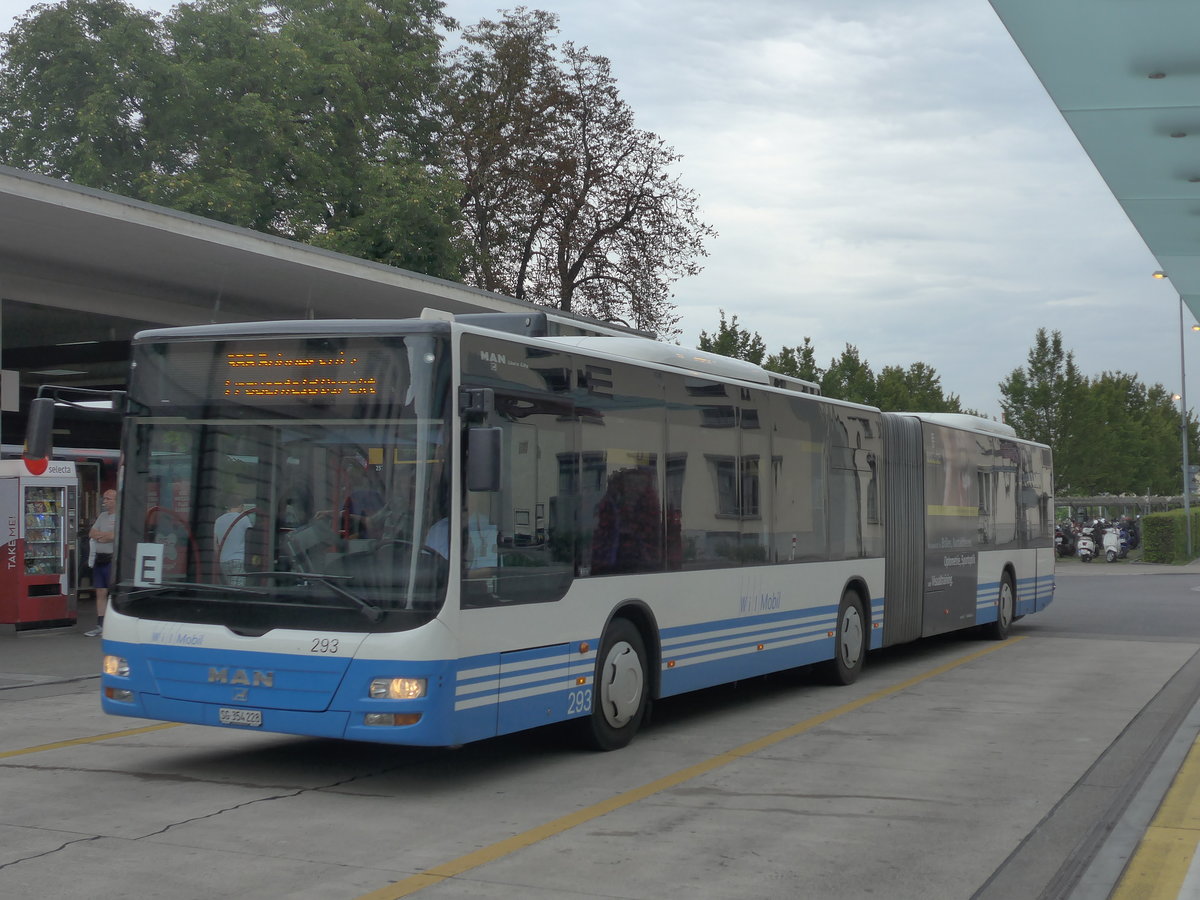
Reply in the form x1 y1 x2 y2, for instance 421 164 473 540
0 459 79 630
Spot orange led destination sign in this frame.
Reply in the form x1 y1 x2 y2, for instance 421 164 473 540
222 351 378 399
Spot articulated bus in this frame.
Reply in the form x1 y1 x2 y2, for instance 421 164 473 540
70 311 1052 750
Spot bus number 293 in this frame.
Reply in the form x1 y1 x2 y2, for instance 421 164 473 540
568 689 592 715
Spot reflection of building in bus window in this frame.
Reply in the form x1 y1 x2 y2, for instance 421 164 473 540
426 512 497 567
941 430 974 508
591 467 662 575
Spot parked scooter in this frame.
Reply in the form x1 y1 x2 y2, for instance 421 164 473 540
1076 531 1096 563
1103 526 1122 563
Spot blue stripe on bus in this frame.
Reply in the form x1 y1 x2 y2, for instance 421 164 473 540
973 573 1055 620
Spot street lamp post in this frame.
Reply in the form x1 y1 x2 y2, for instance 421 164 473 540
1158 272 1195 560
1180 296 1194 559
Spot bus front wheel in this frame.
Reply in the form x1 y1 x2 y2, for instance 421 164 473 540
579 618 648 751
825 591 866 685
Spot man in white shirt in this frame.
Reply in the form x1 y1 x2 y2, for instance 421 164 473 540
214 498 254 585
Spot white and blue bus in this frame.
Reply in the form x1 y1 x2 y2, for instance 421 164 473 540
62 310 1052 750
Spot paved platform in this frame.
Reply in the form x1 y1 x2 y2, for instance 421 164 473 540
5 576 1200 899
0 599 104 684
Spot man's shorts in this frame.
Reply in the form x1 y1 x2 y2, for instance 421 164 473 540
93 561 112 590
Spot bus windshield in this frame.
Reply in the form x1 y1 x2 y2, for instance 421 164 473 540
112 330 452 633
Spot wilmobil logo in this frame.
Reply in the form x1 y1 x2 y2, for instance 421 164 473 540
207 668 275 688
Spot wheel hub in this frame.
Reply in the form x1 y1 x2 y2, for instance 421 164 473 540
600 641 644 727
840 607 863 668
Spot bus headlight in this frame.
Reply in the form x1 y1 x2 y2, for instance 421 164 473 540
369 677 426 700
103 655 130 677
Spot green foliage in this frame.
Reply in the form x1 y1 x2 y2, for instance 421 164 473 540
0 0 463 277
1001 329 1198 495
1141 509 1200 563
764 339 822 383
696 314 960 411
999 328 1084 444
698 310 765 365
821 344 876 405
0 0 167 192
875 361 962 413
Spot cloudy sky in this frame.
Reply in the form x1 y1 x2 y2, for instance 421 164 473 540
0 0 1179 417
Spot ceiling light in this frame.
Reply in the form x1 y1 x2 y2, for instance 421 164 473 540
29 368 86 376
1153 271 1168 279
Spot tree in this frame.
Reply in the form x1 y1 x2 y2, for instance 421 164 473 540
999 329 1084 446
439 8 564 297
693 313 959 410
765 339 823 384
821 344 876 405
875 361 962 413
442 10 714 335
697 310 765 365
0 0 464 278
999 329 1200 495
999 328 1089 492
0 0 166 192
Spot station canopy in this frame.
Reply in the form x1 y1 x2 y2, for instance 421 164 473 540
0 167 595 448
990 0 1200 320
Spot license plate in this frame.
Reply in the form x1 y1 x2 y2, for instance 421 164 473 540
218 707 262 727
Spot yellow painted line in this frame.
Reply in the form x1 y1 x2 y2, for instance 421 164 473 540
0 721 181 759
356 638 1024 900
1112 733 1200 899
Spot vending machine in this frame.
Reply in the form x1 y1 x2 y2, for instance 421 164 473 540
0 459 79 629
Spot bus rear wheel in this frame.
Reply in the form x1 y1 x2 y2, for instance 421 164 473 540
986 574 1014 641
579 618 648 751
825 590 866 685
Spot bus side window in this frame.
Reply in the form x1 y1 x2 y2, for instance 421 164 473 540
577 360 665 577
465 390 576 606
770 394 827 563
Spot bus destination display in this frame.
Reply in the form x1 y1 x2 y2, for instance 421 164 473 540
222 349 379 400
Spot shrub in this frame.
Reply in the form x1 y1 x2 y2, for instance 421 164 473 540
1141 508 1200 563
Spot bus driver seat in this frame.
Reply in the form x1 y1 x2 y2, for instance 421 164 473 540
284 519 336 572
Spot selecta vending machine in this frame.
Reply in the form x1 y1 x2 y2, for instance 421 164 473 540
0 458 79 629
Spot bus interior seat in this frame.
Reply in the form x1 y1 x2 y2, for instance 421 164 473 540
285 520 336 570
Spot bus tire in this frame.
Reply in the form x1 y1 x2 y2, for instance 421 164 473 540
986 573 1014 641
579 618 648 751
825 590 866 685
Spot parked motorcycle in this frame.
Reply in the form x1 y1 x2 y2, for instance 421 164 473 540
1055 525 1076 558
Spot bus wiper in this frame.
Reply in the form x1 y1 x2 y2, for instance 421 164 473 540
244 571 385 623
124 581 269 600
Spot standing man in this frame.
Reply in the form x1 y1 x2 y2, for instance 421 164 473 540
214 497 253 585
85 489 116 637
